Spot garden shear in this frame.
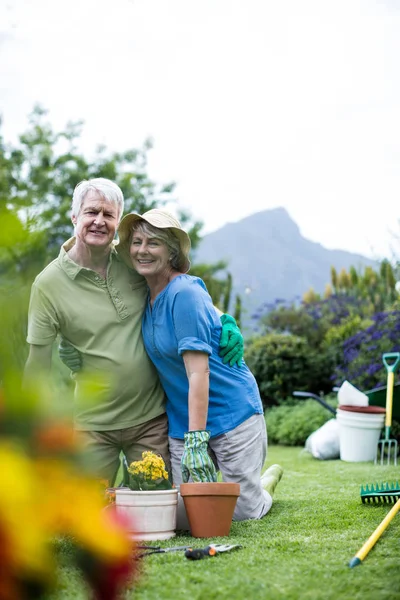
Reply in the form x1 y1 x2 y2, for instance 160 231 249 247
134 544 192 558
135 543 242 560
185 543 242 560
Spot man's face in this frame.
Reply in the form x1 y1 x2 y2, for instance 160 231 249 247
72 191 119 250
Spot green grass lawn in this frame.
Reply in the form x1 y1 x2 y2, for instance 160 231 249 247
52 446 400 600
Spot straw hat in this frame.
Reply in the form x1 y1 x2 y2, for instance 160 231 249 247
117 208 191 273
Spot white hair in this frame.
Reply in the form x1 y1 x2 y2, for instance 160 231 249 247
71 178 124 221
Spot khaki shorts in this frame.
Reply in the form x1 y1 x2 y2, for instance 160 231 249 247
77 413 170 486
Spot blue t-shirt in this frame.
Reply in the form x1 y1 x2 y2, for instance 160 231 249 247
141 274 263 439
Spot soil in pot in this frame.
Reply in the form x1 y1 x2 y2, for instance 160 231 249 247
179 482 240 538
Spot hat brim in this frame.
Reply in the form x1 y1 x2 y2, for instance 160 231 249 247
116 212 191 273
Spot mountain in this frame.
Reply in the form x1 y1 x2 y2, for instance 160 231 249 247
192 207 376 334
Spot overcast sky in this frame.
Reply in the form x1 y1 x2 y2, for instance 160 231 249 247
1 0 399 259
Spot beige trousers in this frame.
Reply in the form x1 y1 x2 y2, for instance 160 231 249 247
77 413 170 486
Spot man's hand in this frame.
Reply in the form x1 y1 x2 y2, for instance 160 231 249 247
181 430 218 483
59 337 82 373
219 314 244 367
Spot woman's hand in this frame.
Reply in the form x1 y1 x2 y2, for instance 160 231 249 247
181 430 218 483
58 337 82 372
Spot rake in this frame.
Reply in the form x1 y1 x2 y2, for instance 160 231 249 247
375 352 400 466
360 481 400 504
348 482 400 567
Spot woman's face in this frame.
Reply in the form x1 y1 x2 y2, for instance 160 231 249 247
130 230 171 278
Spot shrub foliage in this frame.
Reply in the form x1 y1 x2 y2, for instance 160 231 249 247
245 333 333 407
265 399 334 446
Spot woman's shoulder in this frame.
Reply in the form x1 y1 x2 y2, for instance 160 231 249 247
171 274 208 292
168 275 211 304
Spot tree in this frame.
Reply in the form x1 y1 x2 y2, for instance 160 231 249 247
0 106 218 269
189 261 234 312
0 106 240 328
1 105 197 258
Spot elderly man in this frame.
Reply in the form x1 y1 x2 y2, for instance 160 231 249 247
24 178 243 485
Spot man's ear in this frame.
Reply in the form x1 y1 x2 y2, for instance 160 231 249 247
71 213 77 226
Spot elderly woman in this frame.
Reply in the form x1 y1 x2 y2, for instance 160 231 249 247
118 209 283 521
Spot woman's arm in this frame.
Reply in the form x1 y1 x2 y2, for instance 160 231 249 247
181 350 217 483
182 351 210 431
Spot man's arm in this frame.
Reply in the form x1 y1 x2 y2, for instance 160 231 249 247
213 305 244 367
23 344 53 387
218 313 244 367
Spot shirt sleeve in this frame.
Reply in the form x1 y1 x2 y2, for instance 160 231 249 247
26 282 60 345
172 280 216 356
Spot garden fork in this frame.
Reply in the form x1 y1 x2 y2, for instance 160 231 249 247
375 352 400 466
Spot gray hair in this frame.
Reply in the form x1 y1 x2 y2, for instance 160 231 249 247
131 221 181 270
71 178 124 220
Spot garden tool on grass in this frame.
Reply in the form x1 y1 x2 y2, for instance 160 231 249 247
134 543 242 559
185 543 242 560
375 352 400 466
360 481 400 504
348 482 400 567
134 545 192 558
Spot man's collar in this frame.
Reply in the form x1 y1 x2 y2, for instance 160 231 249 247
59 238 119 280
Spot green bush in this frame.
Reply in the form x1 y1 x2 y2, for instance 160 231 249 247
245 333 333 407
265 399 335 446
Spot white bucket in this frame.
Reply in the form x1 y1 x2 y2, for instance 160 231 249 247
115 488 178 541
336 408 385 462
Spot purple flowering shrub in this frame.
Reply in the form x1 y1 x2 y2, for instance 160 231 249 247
333 310 400 391
254 295 369 347
251 294 400 441
249 294 372 401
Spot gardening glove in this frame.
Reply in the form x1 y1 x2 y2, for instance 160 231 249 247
181 430 218 483
219 313 244 367
58 337 82 373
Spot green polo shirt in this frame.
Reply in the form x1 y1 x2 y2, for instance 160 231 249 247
27 239 166 431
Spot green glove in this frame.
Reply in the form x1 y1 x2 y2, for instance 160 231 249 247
219 313 244 367
58 337 82 373
181 430 218 483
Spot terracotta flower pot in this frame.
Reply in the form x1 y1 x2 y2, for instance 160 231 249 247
180 482 240 538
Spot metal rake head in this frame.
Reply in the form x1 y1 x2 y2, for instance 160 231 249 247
375 438 398 466
360 481 400 504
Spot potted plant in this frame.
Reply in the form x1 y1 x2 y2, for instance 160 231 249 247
114 451 178 541
179 482 240 538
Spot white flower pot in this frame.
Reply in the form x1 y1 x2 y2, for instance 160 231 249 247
115 488 178 541
336 407 386 462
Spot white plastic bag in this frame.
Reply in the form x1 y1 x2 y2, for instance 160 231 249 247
304 419 340 460
337 380 369 407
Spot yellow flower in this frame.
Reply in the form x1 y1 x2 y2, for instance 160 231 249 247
0 442 55 583
127 451 169 485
